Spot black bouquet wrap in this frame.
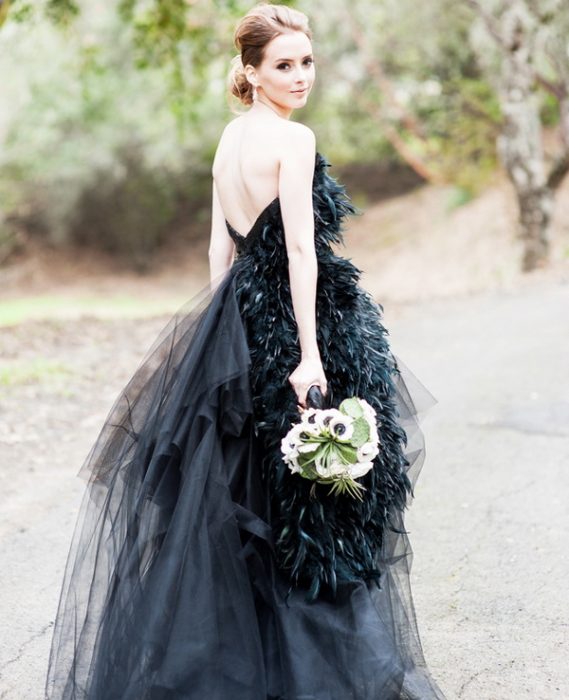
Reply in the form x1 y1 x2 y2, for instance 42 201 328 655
306 383 326 410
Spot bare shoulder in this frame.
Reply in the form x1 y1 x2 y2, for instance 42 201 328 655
277 122 317 207
277 122 316 164
223 115 244 133
283 120 315 142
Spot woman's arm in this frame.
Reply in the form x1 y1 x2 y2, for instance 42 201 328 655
208 178 236 288
279 124 327 406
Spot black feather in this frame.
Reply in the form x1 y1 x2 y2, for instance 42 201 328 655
229 152 414 603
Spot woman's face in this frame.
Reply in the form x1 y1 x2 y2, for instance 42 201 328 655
247 30 315 112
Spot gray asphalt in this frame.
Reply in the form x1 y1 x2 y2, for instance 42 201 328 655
1 274 568 699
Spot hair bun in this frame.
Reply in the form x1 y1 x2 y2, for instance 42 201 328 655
228 53 254 106
227 3 312 111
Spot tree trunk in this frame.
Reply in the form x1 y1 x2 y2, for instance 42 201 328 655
495 3 552 270
497 84 553 271
467 0 561 270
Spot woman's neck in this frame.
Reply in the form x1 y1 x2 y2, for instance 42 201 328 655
250 98 292 120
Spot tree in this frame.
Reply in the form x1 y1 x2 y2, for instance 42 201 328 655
466 0 569 271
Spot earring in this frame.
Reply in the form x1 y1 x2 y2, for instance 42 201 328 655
252 84 258 101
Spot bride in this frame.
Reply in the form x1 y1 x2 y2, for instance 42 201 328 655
45 3 446 699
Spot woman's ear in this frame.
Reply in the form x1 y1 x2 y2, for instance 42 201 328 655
244 65 258 88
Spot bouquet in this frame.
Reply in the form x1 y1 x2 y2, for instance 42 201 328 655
280 387 381 501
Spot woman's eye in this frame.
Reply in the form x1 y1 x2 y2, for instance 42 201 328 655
277 58 314 70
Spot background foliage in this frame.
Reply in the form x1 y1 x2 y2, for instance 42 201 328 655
0 0 565 268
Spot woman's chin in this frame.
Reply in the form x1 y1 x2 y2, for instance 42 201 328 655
287 94 308 108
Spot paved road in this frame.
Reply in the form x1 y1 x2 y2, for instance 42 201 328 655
1 274 568 699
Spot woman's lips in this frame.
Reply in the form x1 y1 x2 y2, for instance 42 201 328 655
292 88 307 94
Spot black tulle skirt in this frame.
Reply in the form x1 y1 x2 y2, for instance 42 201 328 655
45 266 445 700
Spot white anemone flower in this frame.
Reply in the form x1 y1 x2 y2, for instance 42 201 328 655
300 407 319 427
359 399 380 433
290 422 305 439
315 409 342 432
282 423 304 449
280 436 296 458
358 398 377 420
357 441 379 462
281 444 299 465
328 414 354 442
349 461 374 478
370 423 379 441
363 414 379 444
298 419 322 438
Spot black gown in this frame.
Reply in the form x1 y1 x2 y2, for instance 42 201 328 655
45 151 446 699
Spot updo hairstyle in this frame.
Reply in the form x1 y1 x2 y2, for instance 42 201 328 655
227 2 312 110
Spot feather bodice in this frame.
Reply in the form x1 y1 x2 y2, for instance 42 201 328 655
228 151 411 602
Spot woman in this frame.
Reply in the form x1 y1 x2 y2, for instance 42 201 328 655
45 3 446 699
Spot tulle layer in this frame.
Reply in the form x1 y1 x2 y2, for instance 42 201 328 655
45 267 444 700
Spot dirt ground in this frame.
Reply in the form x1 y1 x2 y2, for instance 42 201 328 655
1 176 569 699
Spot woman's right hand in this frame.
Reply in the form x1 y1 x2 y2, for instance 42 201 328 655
288 356 328 409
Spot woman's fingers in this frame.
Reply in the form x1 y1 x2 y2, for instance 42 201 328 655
298 386 309 408
287 361 328 408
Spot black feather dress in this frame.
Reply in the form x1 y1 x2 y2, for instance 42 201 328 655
45 151 446 699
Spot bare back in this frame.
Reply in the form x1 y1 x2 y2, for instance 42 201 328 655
212 114 303 237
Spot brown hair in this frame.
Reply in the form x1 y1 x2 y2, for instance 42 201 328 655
227 2 312 110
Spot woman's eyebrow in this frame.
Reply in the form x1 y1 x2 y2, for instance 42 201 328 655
274 54 313 62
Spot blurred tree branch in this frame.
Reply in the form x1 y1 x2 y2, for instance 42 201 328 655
342 5 445 184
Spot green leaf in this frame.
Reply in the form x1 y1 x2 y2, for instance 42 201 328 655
334 443 358 464
350 417 370 447
298 446 325 467
339 397 364 418
300 464 319 480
